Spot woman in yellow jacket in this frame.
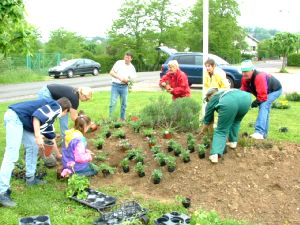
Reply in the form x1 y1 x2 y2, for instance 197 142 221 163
204 58 230 90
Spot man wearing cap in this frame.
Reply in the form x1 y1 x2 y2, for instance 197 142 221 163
200 88 252 163
240 60 282 139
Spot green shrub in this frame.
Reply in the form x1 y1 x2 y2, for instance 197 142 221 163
140 95 200 132
285 92 300 102
287 53 300 66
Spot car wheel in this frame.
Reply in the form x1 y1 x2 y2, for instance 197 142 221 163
93 68 99 76
80 74 85 77
54 75 60 79
67 70 74 78
226 76 234 88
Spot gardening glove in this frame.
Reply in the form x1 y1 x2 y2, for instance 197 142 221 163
251 99 261 108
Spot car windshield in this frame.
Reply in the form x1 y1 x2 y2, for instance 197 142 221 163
209 54 229 65
59 59 77 66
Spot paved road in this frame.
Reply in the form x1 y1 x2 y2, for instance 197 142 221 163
0 60 299 102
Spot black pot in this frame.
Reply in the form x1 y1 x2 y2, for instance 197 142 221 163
138 172 145 177
153 178 161 184
105 131 112 138
183 158 190 163
159 161 166 166
279 127 288 133
97 144 103 150
102 170 110 177
122 166 129 173
167 166 176 173
174 151 180 157
119 135 126 139
198 152 205 159
182 197 191 208
114 124 121 128
204 143 210 149
167 146 173 152
188 146 195 153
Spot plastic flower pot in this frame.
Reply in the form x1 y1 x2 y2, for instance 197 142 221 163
182 197 191 208
167 146 174 152
167 166 176 173
163 133 172 139
138 172 145 177
122 166 130 173
43 140 54 157
153 177 161 184
183 158 190 163
188 146 195 153
279 127 288 133
90 122 98 132
198 152 205 159
97 144 103 150
131 116 139 122
105 131 112 138
148 143 155 148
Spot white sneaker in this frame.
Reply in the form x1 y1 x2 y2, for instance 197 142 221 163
226 142 237 149
209 154 218 163
250 133 264 140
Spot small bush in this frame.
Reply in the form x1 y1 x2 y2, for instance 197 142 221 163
285 92 300 102
271 100 290 109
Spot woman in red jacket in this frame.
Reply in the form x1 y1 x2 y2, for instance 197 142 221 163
159 60 191 100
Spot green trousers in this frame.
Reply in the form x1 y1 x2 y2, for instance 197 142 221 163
211 90 251 155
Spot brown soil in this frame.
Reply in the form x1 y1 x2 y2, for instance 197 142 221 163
87 125 300 225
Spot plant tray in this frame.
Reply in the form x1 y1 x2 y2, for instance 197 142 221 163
19 215 51 225
154 211 190 225
71 188 116 211
94 201 149 225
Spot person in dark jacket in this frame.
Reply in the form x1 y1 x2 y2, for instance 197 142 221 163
200 88 252 163
159 60 191 100
0 97 71 207
37 84 92 139
240 60 282 139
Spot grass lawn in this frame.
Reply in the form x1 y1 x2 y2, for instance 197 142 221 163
0 90 299 225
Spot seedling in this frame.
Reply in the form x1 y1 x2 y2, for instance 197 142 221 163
66 174 89 199
113 129 126 139
95 152 108 161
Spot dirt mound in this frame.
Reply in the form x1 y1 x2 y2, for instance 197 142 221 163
87 126 300 225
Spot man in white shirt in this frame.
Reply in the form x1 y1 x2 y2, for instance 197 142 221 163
109 52 136 120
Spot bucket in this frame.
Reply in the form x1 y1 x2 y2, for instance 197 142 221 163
43 139 54 157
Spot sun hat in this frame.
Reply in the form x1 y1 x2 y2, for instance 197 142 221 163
240 60 255 72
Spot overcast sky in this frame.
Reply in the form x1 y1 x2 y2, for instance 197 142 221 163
24 0 299 42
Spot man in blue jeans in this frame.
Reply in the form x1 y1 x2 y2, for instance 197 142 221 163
0 97 71 207
240 60 282 139
109 52 136 120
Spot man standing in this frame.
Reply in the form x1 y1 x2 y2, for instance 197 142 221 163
240 60 282 139
0 97 71 207
109 52 136 120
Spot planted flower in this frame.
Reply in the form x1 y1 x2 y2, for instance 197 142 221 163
113 121 123 128
98 163 116 177
118 139 132 151
113 129 126 139
154 152 167 166
143 128 154 138
150 145 161 155
93 137 105 150
151 169 163 184
187 138 195 152
133 151 145 164
134 162 145 177
197 144 206 159
95 152 108 161
180 149 190 163
126 148 142 161
120 158 130 173
130 121 141 133
162 128 174 139
147 136 157 148
167 139 177 152
173 144 182 157
272 99 290 109
166 155 176 173
101 126 112 138
202 135 210 149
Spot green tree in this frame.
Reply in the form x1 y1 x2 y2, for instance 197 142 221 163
45 28 86 57
271 32 299 72
257 39 277 60
0 0 38 56
187 0 245 63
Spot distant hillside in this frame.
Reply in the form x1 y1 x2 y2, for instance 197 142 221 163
244 27 280 41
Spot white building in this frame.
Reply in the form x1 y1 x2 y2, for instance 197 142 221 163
243 34 260 56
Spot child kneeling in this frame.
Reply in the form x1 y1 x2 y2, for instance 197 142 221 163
61 115 97 177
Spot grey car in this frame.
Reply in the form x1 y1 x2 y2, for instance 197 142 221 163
48 58 101 78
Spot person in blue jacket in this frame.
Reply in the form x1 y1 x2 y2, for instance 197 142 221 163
0 97 71 207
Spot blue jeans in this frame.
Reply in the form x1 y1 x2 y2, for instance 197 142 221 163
109 83 128 120
255 89 282 137
0 109 39 193
38 86 68 140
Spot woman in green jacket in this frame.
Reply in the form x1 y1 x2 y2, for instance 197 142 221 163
200 88 251 163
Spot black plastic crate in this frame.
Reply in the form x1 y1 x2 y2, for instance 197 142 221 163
154 211 190 225
71 188 116 211
94 201 148 225
19 215 51 225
